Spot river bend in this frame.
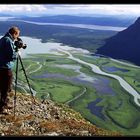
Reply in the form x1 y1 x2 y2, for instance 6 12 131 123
58 48 140 107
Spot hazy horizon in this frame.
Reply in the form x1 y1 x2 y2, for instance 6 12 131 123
0 4 139 18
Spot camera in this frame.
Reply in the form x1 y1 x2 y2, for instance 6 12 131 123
14 37 27 51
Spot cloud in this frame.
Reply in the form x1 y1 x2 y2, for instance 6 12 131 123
0 5 47 13
0 4 140 16
43 4 140 16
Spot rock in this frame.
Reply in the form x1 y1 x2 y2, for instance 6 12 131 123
0 92 121 136
0 133 5 136
46 132 60 136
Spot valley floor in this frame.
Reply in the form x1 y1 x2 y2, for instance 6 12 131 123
15 51 140 136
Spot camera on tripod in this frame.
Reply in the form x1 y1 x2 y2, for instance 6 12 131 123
14 37 27 51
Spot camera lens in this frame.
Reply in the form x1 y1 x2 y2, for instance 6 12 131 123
14 38 27 50
23 44 27 49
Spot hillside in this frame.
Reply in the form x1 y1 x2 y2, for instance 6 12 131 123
0 91 121 136
0 20 116 52
97 17 140 66
15 15 136 27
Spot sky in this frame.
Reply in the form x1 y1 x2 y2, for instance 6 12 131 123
0 4 140 17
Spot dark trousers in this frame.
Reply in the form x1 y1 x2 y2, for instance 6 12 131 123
0 69 13 110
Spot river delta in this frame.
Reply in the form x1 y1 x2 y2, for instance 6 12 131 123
14 36 140 135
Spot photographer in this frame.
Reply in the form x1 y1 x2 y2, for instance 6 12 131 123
0 26 20 114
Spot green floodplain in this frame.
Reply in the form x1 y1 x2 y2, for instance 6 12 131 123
14 52 140 136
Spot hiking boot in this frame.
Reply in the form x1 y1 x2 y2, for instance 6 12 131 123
0 109 9 115
0 107 9 115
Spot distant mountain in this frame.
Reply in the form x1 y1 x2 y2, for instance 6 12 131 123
0 20 116 52
0 13 13 17
14 15 136 27
97 17 140 66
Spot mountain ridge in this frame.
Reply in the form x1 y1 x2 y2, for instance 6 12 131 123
14 15 136 27
97 16 140 66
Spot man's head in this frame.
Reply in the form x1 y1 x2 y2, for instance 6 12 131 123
8 26 20 40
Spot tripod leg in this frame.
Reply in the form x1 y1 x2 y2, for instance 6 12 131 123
14 54 19 116
18 54 35 103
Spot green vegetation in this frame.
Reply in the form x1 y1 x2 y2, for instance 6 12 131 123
13 50 140 136
48 83 81 103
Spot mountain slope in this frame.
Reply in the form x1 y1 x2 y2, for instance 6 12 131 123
0 91 121 136
97 17 140 66
15 15 136 27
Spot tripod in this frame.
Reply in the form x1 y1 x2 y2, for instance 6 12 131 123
14 51 35 116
